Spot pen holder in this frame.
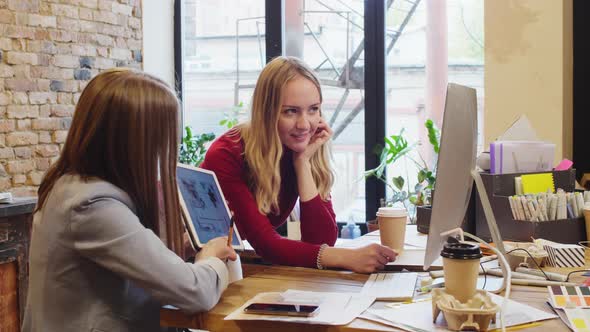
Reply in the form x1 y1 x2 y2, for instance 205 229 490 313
475 170 587 244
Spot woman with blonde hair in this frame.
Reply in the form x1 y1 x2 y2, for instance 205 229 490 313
201 56 396 273
23 68 236 332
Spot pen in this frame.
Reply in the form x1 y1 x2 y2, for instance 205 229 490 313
227 216 234 247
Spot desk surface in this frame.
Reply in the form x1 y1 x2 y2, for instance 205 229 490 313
161 264 571 331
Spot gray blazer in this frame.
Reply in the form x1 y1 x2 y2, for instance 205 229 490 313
22 175 229 332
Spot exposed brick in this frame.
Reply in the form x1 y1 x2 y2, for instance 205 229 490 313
35 144 59 157
32 118 62 130
96 47 108 57
80 0 98 9
79 56 94 69
79 20 97 33
0 9 14 24
37 79 51 92
7 105 39 119
6 132 38 147
95 34 113 47
132 49 141 62
12 174 26 185
26 40 57 54
11 65 32 79
38 131 51 143
73 93 81 104
16 119 31 130
0 119 15 132
128 16 140 30
27 14 57 28
5 51 38 65
52 130 68 143
74 68 91 80
5 79 37 92
0 147 14 159
0 165 7 178
32 66 73 80
79 7 93 20
0 92 10 106
49 80 64 91
8 0 40 13
0 38 12 50
93 10 117 25
12 92 28 105
53 55 78 68
0 64 14 78
0 177 11 191
126 38 141 50
4 25 36 39
132 3 140 18
57 16 80 31
112 2 132 16
50 105 74 117
49 30 76 43
10 186 38 197
35 157 52 171
51 4 78 19
29 171 44 185
29 92 57 105
97 0 111 11
57 93 73 104
0 134 5 148
14 147 32 159
95 57 115 69
71 44 96 56
39 105 50 117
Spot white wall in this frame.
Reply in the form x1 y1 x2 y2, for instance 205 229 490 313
142 0 175 88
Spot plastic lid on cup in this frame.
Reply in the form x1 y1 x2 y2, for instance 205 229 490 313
376 207 407 218
440 242 482 260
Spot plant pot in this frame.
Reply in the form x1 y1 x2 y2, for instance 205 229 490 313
416 205 432 234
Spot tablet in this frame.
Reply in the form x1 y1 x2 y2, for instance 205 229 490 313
176 163 244 250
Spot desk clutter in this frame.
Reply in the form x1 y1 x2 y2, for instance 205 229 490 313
475 169 587 244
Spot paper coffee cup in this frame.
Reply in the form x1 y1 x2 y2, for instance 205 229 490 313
226 254 243 284
441 242 482 303
376 207 407 253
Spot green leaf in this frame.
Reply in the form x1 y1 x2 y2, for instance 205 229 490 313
393 176 404 190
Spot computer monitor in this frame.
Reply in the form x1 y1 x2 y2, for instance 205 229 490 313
423 83 478 270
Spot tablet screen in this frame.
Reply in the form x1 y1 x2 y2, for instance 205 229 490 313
176 164 243 249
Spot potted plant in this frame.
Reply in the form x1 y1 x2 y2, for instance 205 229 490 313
365 120 440 232
179 126 215 167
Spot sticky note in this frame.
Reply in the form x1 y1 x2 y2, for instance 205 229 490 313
521 173 555 194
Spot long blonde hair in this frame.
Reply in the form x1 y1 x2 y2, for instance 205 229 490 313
239 56 334 215
36 68 185 257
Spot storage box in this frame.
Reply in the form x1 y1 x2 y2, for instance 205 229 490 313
474 169 586 244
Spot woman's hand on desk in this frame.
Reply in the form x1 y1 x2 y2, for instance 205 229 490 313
321 244 397 274
196 237 238 262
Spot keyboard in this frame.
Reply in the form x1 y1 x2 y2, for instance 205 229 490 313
360 272 418 301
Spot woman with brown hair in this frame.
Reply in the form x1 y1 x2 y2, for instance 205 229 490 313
22 68 236 332
201 56 397 273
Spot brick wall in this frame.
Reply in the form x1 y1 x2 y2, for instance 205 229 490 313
0 0 142 196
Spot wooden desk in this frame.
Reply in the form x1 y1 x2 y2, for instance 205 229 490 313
160 264 571 331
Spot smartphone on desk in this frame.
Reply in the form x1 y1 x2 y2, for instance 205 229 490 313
243 303 320 317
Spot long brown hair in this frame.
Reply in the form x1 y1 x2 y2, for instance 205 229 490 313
36 68 184 256
238 56 334 215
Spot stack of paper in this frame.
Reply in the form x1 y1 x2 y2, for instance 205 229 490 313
359 293 556 331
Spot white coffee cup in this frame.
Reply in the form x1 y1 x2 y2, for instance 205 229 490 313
226 254 243 284
376 207 408 253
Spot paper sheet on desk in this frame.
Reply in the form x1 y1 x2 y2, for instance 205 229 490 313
361 293 556 331
224 290 375 325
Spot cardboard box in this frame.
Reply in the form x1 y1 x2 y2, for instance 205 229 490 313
474 169 586 244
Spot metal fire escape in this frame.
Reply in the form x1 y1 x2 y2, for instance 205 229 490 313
234 0 421 139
